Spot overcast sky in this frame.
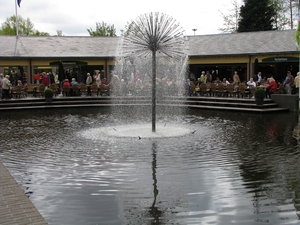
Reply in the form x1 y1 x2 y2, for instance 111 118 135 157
0 0 241 36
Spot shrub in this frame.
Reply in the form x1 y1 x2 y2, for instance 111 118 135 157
44 88 54 97
254 87 265 99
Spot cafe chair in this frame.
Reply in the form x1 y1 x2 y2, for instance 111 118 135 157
36 84 45 97
90 83 99 96
71 84 80 96
62 85 70 96
79 83 88 96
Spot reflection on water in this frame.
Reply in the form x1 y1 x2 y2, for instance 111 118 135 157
1 108 300 224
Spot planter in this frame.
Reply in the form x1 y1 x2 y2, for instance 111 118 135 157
45 96 53 103
255 98 264 105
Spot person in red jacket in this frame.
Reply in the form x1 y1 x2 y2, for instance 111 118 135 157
265 77 277 98
42 72 50 87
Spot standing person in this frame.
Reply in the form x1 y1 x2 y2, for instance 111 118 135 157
205 71 212 83
200 71 205 83
0 73 3 99
49 72 55 84
257 72 262 86
1 75 12 99
232 71 241 91
295 72 300 95
42 72 50 87
284 71 292 94
94 70 101 87
86 73 93 85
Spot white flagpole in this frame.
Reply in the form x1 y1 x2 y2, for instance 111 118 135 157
15 0 19 36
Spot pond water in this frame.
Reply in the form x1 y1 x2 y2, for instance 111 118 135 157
0 107 300 225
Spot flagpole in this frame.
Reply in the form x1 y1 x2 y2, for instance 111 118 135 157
15 0 19 36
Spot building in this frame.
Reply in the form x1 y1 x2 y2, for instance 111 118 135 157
0 29 298 84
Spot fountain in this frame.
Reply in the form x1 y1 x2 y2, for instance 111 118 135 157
114 12 188 133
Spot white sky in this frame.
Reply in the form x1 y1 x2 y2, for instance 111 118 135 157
0 0 240 36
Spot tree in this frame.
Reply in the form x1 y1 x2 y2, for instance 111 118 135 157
55 30 64 36
87 22 117 36
237 0 277 32
219 0 241 33
0 15 49 36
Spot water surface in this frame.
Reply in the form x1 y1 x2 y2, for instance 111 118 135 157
0 108 300 225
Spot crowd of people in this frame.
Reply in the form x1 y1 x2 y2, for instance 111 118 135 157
185 70 300 98
1 69 300 99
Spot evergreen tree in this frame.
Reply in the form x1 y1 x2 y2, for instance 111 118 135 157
237 0 276 32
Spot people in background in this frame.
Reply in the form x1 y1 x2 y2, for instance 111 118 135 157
200 71 205 83
86 73 93 85
257 72 262 85
17 80 23 87
222 78 230 86
284 71 292 94
94 70 101 87
0 73 3 99
295 72 300 95
214 77 222 84
205 71 212 83
232 71 240 91
71 78 78 86
265 78 277 98
63 79 71 88
42 72 50 87
247 78 256 88
2 75 12 99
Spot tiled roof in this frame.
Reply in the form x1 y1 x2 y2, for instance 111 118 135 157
0 36 120 58
187 29 296 56
0 29 297 58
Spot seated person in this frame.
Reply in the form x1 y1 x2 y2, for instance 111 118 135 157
214 77 222 84
71 78 78 86
17 80 23 87
247 78 256 88
265 78 277 98
63 79 71 88
222 78 230 86
101 78 109 86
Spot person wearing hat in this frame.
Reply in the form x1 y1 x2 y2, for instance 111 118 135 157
2 75 12 99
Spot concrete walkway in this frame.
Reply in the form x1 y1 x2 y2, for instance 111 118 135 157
0 161 48 225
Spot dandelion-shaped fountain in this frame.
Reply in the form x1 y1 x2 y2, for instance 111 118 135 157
121 12 187 132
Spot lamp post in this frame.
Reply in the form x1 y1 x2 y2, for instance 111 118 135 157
192 28 197 35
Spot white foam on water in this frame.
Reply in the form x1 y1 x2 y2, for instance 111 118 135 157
81 123 191 139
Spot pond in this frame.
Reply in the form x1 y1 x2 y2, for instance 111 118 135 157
0 107 300 225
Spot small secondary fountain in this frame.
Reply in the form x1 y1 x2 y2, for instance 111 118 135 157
111 12 189 136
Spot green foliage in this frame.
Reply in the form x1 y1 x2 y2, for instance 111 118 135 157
237 0 276 32
87 22 117 36
44 88 54 97
0 15 49 36
254 87 265 99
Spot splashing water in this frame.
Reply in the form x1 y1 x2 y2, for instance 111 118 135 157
110 12 189 134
